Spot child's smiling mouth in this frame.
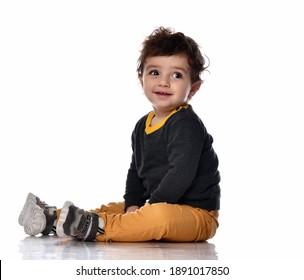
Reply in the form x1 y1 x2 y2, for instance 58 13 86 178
154 91 173 96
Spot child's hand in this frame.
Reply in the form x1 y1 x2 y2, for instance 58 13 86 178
126 205 139 213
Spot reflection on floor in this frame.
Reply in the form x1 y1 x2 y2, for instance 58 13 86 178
18 235 218 260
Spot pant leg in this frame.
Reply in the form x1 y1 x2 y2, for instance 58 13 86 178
92 201 125 215
94 202 219 242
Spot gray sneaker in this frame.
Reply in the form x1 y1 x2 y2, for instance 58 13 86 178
56 201 104 241
19 193 57 236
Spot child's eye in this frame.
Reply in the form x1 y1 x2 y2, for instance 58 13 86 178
149 70 159 76
173 72 183 79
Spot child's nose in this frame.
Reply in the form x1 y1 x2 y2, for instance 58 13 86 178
158 75 170 87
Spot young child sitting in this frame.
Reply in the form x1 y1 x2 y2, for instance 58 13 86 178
19 26 221 242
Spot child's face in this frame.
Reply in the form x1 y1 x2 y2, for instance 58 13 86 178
140 55 201 116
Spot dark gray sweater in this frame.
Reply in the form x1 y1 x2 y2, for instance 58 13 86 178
124 106 220 211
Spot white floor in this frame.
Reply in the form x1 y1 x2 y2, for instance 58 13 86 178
17 235 218 260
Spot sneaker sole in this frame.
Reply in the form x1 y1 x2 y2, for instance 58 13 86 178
56 201 74 238
18 193 46 235
18 193 36 225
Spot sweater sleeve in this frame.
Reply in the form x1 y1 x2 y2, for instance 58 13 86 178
148 118 205 204
123 129 146 209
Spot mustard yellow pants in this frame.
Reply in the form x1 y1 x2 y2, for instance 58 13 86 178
90 202 219 242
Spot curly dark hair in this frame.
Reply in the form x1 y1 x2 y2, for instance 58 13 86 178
137 27 208 83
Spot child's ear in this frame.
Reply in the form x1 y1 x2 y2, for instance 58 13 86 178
189 81 202 98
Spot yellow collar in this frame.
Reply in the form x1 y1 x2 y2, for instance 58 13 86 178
145 105 189 135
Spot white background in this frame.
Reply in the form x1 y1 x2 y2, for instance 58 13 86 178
1 0 304 277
